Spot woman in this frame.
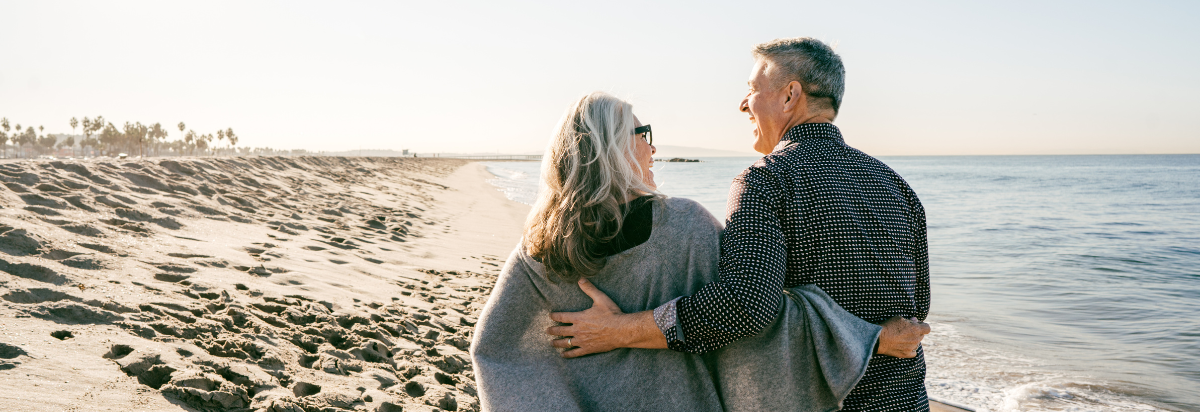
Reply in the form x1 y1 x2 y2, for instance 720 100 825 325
470 92 882 411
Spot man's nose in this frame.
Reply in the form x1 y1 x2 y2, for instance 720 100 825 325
739 97 749 113
650 145 656 155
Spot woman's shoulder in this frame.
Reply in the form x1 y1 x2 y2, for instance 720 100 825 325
505 242 543 276
654 196 722 232
658 196 703 211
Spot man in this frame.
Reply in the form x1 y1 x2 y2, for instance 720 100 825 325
548 37 933 411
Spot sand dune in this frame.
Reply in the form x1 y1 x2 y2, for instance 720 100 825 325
0 157 529 412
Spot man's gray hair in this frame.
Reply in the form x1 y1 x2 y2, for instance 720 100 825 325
752 37 845 113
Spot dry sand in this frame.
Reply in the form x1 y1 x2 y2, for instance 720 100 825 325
0 157 528 412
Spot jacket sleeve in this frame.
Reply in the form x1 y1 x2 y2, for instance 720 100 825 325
910 191 930 322
670 166 788 354
470 249 582 412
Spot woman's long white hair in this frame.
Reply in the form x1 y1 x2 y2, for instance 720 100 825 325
523 91 659 281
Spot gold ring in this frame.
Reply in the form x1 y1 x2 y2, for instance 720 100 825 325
568 337 573 347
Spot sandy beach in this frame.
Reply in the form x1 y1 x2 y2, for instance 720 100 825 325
0 157 528 411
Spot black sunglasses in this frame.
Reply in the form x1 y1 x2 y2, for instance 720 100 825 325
634 124 652 145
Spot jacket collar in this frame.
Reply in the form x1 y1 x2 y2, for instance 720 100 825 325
778 122 843 147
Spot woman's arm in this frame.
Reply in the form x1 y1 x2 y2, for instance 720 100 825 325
471 250 583 411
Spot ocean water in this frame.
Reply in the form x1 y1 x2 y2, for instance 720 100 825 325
483 155 1200 412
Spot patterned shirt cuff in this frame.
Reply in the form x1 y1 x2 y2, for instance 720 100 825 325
652 297 683 344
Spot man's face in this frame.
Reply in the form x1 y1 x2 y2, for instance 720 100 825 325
740 58 789 155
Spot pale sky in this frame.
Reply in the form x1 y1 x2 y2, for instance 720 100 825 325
1 1 1197 155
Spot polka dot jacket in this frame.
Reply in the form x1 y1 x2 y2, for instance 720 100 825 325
654 123 931 411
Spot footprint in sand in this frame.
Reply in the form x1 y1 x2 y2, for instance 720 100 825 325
41 249 112 270
60 223 106 237
0 261 70 285
321 237 359 250
0 342 28 370
153 263 198 274
59 255 111 270
93 195 130 209
165 252 210 259
24 205 63 216
2 288 78 304
0 224 48 256
154 273 191 283
19 193 70 209
59 194 97 212
77 243 119 254
28 301 124 324
99 218 153 234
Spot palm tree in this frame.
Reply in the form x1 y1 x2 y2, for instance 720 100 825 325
38 126 46 156
38 132 56 157
99 123 121 156
81 118 93 156
19 126 34 158
122 122 136 156
0 117 9 158
177 123 186 156
90 116 105 137
80 136 99 157
185 130 196 156
196 133 211 156
216 130 226 156
63 136 76 157
70 117 78 137
81 116 104 154
122 122 148 157
225 128 238 155
148 123 166 157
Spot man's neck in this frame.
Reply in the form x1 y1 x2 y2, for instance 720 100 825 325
779 113 835 138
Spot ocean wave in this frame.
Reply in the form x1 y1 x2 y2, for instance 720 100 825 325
483 162 541 205
925 321 1174 412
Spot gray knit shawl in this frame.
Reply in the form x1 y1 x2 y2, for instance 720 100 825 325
470 197 882 412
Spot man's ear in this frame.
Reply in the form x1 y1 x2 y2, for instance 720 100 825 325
782 81 806 113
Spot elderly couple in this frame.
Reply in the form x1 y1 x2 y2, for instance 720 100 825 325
470 37 933 412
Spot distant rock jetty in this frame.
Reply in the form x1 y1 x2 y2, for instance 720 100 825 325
658 158 701 163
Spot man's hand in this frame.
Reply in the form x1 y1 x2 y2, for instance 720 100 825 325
876 316 931 358
546 279 667 358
